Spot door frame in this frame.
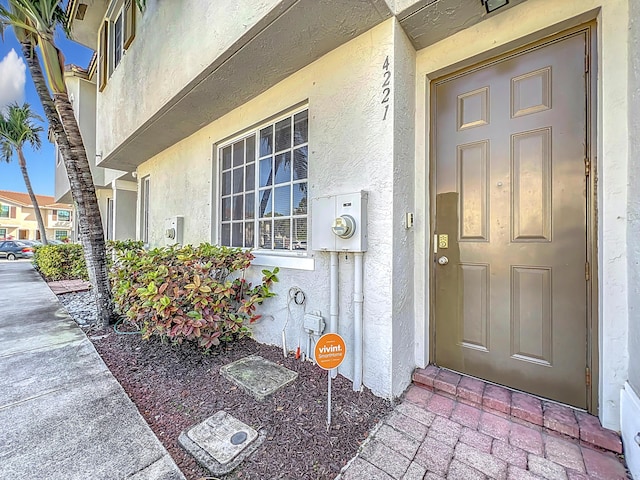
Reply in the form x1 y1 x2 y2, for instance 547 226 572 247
427 23 599 413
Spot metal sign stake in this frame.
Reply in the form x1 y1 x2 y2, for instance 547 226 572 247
314 334 346 431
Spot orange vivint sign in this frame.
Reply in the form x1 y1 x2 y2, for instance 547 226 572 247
315 333 346 370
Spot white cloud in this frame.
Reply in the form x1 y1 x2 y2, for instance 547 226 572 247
0 49 27 111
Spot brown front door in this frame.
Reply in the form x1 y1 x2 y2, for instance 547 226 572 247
433 31 589 408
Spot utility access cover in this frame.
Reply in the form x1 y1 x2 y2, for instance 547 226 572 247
220 355 298 401
179 411 266 476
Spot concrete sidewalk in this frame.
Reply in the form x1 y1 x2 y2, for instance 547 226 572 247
0 262 185 480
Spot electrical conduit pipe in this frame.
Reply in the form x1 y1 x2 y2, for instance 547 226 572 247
330 251 339 379
353 252 364 391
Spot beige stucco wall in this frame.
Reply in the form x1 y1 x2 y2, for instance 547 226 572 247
97 0 283 160
627 0 640 397
137 19 416 398
413 0 630 430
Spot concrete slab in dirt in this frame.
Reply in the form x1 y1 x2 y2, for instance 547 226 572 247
179 411 266 476
220 354 298 400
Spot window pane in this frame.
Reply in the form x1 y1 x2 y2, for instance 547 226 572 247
222 146 232 170
293 147 308 180
245 222 254 248
259 220 272 249
293 219 307 250
232 141 244 168
259 158 272 187
275 117 291 152
293 183 307 215
222 171 231 196
245 193 255 219
274 219 290 250
274 152 291 184
294 110 308 145
274 186 291 217
233 167 244 193
221 223 231 245
245 163 255 191
259 189 272 218
260 126 272 157
221 197 231 221
246 135 255 162
232 195 243 220
232 222 243 247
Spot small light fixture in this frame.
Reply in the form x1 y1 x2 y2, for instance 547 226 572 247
482 0 509 13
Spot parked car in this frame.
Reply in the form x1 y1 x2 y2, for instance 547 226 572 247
23 240 43 247
0 241 35 260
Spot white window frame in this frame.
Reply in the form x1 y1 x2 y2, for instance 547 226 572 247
216 108 313 270
0 228 6 239
0 205 9 218
140 175 150 244
57 210 71 222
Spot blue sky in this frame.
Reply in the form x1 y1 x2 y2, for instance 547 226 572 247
0 1 94 197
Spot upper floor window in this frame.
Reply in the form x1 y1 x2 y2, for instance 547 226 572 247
0 206 9 218
57 210 71 222
113 11 124 70
219 109 308 252
99 0 137 91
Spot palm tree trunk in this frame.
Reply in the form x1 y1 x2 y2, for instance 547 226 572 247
54 92 113 325
21 41 114 326
17 148 48 244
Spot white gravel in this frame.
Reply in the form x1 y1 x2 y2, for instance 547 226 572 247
57 291 97 326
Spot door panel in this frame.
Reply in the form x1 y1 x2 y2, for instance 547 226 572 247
433 32 588 408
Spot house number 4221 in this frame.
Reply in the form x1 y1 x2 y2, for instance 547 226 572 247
382 55 391 120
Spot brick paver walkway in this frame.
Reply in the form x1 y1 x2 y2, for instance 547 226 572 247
47 279 91 294
337 386 630 480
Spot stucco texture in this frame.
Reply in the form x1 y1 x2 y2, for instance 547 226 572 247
627 0 640 397
137 20 414 398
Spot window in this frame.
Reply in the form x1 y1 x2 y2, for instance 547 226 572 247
219 109 308 252
141 175 150 243
0 228 6 239
99 0 136 89
0 206 9 218
57 210 71 222
55 230 68 241
112 11 123 71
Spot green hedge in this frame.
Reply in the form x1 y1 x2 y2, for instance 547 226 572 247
33 240 144 281
33 244 88 281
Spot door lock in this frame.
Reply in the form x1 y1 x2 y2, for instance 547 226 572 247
438 256 449 265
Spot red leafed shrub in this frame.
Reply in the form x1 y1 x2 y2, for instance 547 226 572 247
110 243 278 349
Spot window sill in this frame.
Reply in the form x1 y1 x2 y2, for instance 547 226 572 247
251 252 315 271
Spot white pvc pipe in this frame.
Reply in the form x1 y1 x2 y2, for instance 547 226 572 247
353 252 364 391
330 251 339 379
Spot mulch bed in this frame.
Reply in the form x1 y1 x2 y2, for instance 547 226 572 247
89 331 392 480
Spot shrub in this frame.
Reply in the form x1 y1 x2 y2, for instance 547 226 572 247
33 240 144 281
110 243 278 349
33 244 88 281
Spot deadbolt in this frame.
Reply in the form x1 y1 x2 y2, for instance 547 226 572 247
438 256 449 265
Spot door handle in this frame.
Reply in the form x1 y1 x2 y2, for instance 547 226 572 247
438 256 449 265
